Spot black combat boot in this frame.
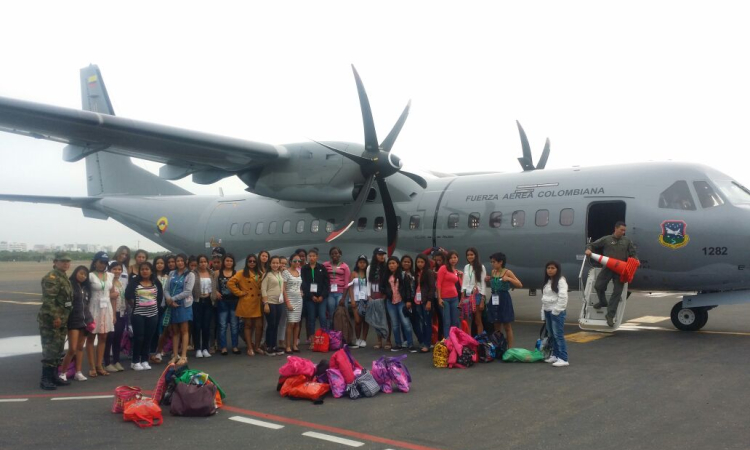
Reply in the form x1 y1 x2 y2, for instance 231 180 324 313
40 367 57 390
52 366 70 386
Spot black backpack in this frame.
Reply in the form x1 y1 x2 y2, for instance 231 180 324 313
490 331 508 358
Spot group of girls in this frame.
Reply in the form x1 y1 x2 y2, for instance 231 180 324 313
58 244 570 382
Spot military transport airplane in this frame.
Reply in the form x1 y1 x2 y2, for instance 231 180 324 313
1 65 749 332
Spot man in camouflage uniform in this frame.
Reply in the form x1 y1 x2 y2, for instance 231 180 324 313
38 252 74 390
585 221 638 327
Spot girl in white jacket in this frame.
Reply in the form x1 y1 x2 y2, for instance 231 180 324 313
541 261 569 367
461 247 488 335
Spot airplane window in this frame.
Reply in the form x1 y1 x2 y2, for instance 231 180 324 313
469 212 480 229
512 211 525 228
230 223 239 236
374 217 384 231
693 181 724 208
410 215 421 230
282 220 291 234
535 210 549 227
448 213 459 229
268 221 277 234
296 220 305 234
489 212 502 228
311 219 320 233
255 222 264 235
712 180 750 205
326 219 335 233
242 222 252 235
560 208 574 226
396 216 402 230
357 217 367 231
658 181 696 210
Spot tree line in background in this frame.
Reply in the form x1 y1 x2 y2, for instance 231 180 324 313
0 251 98 262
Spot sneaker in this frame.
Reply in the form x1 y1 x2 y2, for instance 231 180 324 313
141 361 152 370
152 353 163 363
544 356 559 364
401 343 409 349
349 342 360 349
114 362 125 372
196 350 203 358
59 373 68 382
552 360 570 367
104 364 118 373
131 363 144 371
408 346 418 353
74 372 87 381
391 346 402 352
202 349 212 358
275 350 285 356
358 339 367 348
267 348 276 357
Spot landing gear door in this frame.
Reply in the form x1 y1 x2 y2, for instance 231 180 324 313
579 267 628 332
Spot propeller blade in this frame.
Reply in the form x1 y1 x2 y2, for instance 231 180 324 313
376 177 398 256
536 138 551 170
380 100 411 153
401 170 428 189
325 175 376 243
311 140 370 165
351 65 379 154
516 120 535 171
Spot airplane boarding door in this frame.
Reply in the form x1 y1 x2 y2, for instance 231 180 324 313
579 201 628 332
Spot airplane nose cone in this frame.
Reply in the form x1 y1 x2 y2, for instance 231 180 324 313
388 153 403 170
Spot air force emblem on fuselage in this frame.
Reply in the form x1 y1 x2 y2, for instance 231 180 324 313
659 220 689 249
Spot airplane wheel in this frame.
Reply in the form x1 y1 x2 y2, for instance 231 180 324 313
670 303 708 331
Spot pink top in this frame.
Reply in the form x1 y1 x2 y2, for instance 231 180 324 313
388 275 402 304
436 265 459 298
323 261 351 294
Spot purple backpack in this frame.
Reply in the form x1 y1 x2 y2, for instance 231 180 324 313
326 368 346 398
327 330 343 351
371 357 393 393
386 354 411 393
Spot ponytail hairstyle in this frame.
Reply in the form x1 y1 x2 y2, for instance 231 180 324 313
466 247 483 284
544 260 563 293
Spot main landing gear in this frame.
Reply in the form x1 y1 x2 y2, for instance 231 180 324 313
670 302 709 331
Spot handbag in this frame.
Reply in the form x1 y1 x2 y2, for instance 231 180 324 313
352 370 380 398
170 382 218 416
112 385 142 413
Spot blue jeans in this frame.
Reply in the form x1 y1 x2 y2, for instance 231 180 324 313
545 310 568 362
304 297 328 338
217 299 239 349
326 293 343 324
411 302 432 348
441 296 460 338
386 301 414 347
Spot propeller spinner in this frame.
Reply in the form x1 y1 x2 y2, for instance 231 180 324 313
516 120 551 171
315 65 427 255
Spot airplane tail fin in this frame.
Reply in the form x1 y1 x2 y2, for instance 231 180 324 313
79 65 191 197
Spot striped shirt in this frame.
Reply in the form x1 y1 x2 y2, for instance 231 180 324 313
133 283 159 317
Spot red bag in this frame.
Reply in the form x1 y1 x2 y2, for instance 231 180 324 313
312 329 330 352
123 396 162 428
280 374 330 403
112 386 142 413
329 348 362 384
152 363 175 404
460 319 470 335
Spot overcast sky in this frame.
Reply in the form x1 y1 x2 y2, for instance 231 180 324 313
1 1 749 251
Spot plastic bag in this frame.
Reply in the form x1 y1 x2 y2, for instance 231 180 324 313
501 348 545 363
371 357 393 394
123 396 162 428
433 340 449 368
326 368 346 398
312 329 330 352
279 356 316 378
112 386 142 413
281 374 330 403
386 355 411 393
328 330 343 351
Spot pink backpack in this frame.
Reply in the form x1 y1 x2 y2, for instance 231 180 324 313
326 368 346 398
371 357 393 393
279 356 316 378
112 385 142 413
328 330 343 351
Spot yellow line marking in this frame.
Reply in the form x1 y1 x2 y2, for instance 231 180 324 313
627 316 669 324
0 291 41 296
565 331 611 343
0 300 42 305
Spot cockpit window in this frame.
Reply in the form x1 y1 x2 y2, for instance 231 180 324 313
693 181 724 208
714 180 750 204
658 181 696 210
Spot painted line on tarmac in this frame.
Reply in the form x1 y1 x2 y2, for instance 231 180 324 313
51 395 113 401
0 398 28 403
229 415 285 430
0 299 42 305
222 405 446 450
0 391 144 400
302 431 365 447
0 291 42 296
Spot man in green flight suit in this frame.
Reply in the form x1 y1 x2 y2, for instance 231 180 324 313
38 252 74 390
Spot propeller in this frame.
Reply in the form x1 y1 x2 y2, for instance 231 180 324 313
516 120 551 171
317 65 428 255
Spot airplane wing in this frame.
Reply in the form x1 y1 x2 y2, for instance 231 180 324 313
0 66 288 185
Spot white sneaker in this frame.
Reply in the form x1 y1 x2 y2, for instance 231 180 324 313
59 373 68 382
349 342 360 349
552 360 569 367
74 371 87 381
141 361 152 370
131 363 144 371
544 356 559 364
358 339 367 348
202 349 211 358
196 350 203 358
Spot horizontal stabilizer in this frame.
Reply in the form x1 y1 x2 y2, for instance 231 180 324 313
0 194 98 207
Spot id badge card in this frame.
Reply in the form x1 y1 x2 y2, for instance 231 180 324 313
310 283 318 293
331 284 338 293
64 302 72 308
415 292 422 304
100 299 109 308
371 284 379 293
358 291 367 300
492 294 500 306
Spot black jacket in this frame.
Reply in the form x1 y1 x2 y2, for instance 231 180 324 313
380 272 415 303
415 269 436 301
301 264 330 299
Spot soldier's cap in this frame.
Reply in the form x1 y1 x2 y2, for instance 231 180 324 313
92 251 110 264
211 247 226 257
374 247 387 255
54 251 72 262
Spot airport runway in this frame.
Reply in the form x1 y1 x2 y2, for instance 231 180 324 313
1 262 749 450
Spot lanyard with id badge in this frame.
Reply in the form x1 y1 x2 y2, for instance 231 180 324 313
310 267 318 294
358 278 367 300
96 273 110 308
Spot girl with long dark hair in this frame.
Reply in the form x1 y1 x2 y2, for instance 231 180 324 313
164 253 195 365
461 247 488 335
541 261 569 367
214 253 240 355
86 252 116 377
228 254 263 356
282 253 304 353
436 250 462 337
125 262 163 370
349 255 370 348
192 255 213 358
61 266 93 382
488 252 522 348
261 255 286 356
413 254 435 353
365 248 389 349
151 256 171 363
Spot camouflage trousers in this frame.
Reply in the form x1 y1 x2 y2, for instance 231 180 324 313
38 318 67 368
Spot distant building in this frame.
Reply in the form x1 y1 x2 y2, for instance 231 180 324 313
5 242 28 252
0 241 7 251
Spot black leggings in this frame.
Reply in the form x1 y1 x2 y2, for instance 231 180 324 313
264 303 283 351
104 312 127 366
192 299 213 351
131 314 158 364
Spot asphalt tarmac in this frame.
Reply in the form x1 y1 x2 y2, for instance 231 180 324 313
1 261 749 450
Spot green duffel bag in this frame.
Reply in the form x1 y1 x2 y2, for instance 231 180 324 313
501 347 545 363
